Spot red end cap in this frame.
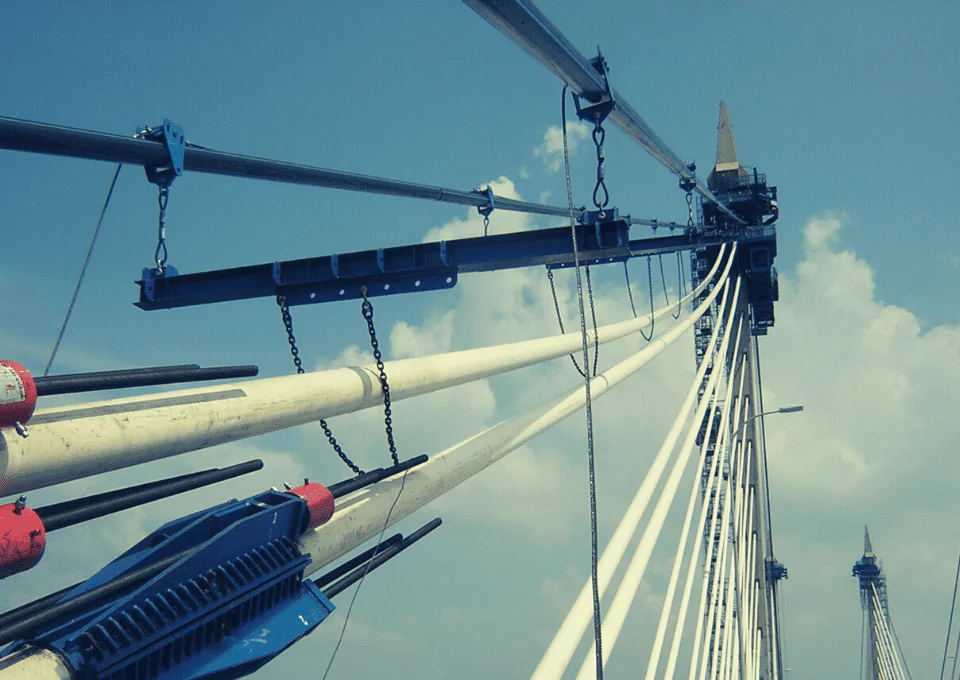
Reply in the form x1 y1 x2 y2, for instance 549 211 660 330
0 502 46 578
286 482 335 531
0 361 38 428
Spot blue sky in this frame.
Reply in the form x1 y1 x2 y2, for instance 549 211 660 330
3 2 960 679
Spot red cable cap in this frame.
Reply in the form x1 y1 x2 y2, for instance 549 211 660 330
286 482 335 531
0 361 37 428
0 500 46 578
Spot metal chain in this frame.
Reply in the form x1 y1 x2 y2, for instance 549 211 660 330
276 295 364 475
624 261 638 318
154 187 169 273
360 286 399 466
591 114 610 212
686 190 696 229
483 215 490 237
641 257 655 340
624 258 656 342
547 267 587 377
547 267 600 376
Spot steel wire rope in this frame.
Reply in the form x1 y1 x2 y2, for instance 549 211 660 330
559 81 605 680
941 552 960 680
951 597 960 680
887 611 914 680
320 468 411 680
43 163 123 376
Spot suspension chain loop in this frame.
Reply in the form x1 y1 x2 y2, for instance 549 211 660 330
546 267 586 378
360 286 400 466
546 267 601 376
483 215 490 237
639 257 655 341
591 114 610 213
624 261 638 318
276 295 364 475
154 187 169 273
686 190 695 229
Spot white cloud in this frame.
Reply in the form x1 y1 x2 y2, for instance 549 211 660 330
534 121 591 172
755 214 960 677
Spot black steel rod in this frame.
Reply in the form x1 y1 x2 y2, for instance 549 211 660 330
322 518 442 599
36 460 264 532
0 116 580 219
312 534 403 589
327 454 428 500
0 549 189 646
34 364 259 396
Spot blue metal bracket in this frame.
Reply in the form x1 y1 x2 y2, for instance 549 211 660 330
24 488 333 680
581 207 619 225
679 162 698 193
139 119 185 189
478 186 495 220
573 49 615 125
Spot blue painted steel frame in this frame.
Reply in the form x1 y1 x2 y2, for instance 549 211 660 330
137 221 776 310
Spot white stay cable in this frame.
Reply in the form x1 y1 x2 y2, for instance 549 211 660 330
872 589 901 680
660 324 731 680
530 251 738 680
689 318 746 680
740 488 757 678
716 551 738 680
573 280 739 679
872 586 906 680
753 628 762 680
725 361 752 680
644 280 742 680
699 346 748 680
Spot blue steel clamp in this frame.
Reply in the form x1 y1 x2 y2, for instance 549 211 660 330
478 186 496 219
139 119 185 189
574 48 615 125
679 162 698 193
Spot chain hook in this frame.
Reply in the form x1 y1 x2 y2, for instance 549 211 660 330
478 186 495 237
154 187 170 273
591 113 610 212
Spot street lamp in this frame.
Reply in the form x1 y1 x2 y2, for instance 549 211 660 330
732 405 803 439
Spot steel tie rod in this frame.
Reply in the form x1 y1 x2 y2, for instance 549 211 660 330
462 0 744 224
0 116 581 220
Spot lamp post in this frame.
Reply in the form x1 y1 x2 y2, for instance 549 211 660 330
733 405 803 440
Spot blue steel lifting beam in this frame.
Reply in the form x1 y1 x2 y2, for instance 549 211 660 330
137 212 776 310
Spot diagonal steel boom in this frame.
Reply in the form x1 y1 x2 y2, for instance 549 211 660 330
462 0 744 224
